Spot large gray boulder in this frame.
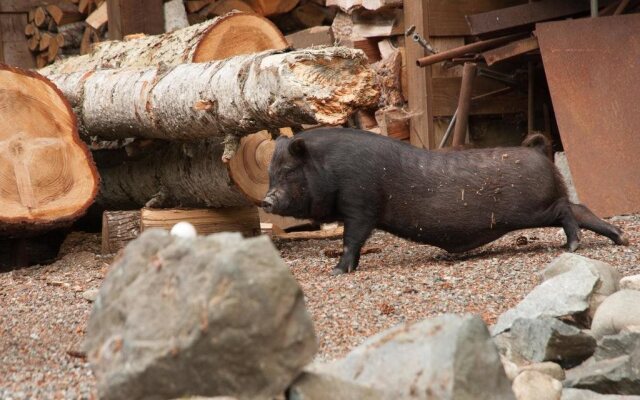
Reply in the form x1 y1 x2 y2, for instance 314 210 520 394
508 317 596 368
591 290 640 339
322 314 515 400
620 275 640 291
492 267 599 335
542 254 621 318
562 388 640 399
288 372 388 400
85 230 317 400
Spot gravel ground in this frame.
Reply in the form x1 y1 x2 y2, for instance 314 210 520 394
1 215 638 398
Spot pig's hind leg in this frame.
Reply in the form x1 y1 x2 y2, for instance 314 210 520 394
551 198 581 252
570 203 629 245
332 217 375 275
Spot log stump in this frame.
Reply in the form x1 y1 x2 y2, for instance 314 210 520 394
0 65 98 236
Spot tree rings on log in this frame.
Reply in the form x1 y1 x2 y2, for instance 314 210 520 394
0 66 99 236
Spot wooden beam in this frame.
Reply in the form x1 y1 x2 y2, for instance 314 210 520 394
403 0 434 149
140 207 261 237
482 35 539 66
427 0 526 36
0 0 71 13
0 13 35 68
107 0 165 40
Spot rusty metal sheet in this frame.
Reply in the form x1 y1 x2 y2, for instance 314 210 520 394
537 14 640 217
466 0 594 38
482 36 539 66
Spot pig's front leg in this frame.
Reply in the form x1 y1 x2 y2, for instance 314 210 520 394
332 218 375 275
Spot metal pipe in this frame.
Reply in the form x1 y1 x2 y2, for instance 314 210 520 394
592 0 599 17
439 111 458 149
452 63 477 147
416 34 525 67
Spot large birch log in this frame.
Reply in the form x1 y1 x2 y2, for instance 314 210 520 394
96 140 251 209
40 12 288 74
44 47 380 160
0 65 99 236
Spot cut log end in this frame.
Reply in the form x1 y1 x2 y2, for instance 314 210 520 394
0 66 98 235
193 13 288 62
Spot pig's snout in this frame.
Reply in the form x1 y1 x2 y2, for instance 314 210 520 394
262 190 279 213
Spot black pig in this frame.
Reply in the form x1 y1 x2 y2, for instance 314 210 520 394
262 128 628 275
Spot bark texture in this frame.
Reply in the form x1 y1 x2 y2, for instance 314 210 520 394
96 140 251 209
44 47 380 159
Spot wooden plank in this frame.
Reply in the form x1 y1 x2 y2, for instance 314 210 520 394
431 76 528 116
140 207 261 237
102 210 140 254
428 0 528 36
86 1 109 30
0 13 35 68
107 0 165 40
467 0 593 38
403 0 434 149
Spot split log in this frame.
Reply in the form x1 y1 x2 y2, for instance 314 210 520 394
58 21 85 48
85 1 108 30
0 65 98 236
41 13 288 74
101 210 140 254
96 140 251 209
33 7 50 28
46 4 84 25
43 47 380 160
140 207 261 237
327 0 402 13
244 0 300 16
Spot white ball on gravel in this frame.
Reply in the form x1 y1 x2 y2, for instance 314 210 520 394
170 222 197 238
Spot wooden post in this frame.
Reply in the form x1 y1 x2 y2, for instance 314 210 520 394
0 13 35 68
452 62 477 147
107 0 165 40
403 0 434 149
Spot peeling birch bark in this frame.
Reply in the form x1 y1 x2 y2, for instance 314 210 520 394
44 47 380 159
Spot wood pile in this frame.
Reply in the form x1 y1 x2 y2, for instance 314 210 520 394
24 0 107 68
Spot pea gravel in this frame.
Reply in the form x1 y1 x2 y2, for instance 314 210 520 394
1 215 638 398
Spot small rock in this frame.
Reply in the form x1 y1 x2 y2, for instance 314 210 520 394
288 372 387 400
512 370 562 400
492 267 599 335
591 290 640 339
85 231 317 400
518 362 565 381
542 253 621 318
620 275 640 291
509 317 596 368
81 288 99 302
562 388 640 399
564 355 640 395
322 314 515 400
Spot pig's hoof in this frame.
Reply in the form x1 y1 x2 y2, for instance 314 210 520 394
616 234 630 246
331 268 346 276
566 241 580 252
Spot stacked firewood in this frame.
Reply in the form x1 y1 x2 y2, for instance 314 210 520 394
24 0 107 67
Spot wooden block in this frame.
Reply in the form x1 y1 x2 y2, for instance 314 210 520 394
46 4 84 26
140 207 261 237
102 210 141 254
86 1 108 30
273 225 344 241
107 0 165 40
351 8 403 38
375 107 411 140
258 208 312 232
0 1 76 13
185 0 215 13
286 25 333 49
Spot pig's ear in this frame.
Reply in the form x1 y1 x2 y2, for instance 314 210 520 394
288 138 307 158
